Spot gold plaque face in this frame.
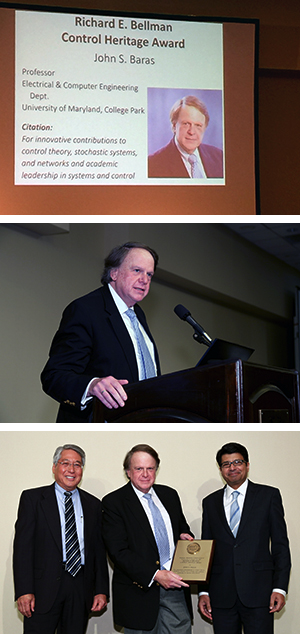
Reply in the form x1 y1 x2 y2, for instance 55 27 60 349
171 539 215 583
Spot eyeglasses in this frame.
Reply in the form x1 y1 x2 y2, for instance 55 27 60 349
220 459 247 469
57 460 83 470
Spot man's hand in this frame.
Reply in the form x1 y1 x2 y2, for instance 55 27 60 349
198 594 213 621
180 533 194 541
154 570 189 589
17 594 35 618
269 592 286 613
88 377 129 409
91 594 108 612
154 535 193 589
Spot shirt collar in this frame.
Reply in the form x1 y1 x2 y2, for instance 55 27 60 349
174 135 200 161
131 482 154 499
55 482 79 498
108 283 131 315
225 478 248 500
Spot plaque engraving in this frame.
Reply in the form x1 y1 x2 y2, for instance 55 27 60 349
171 539 215 583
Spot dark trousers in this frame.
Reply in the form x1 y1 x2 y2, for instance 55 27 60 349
212 596 274 634
23 568 89 634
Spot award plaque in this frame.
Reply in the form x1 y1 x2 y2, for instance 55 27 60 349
171 540 215 583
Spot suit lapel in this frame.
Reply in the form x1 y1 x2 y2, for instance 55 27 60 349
211 482 258 540
153 484 177 541
79 489 93 560
135 305 152 339
101 284 160 378
40 483 63 555
135 305 160 375
124 483 158 552
171 138 190 177
102 285 138 381
214 487 233 537
41 486 94 561
237 480 257 536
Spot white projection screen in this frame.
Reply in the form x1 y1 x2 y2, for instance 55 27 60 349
0 3 259 215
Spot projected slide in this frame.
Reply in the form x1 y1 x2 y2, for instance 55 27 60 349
0 4 258 214
15 11 224 186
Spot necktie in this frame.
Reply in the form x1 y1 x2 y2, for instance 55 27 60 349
229 491 240 537
125 309 156 380
188 153 205 178
144 493 170 568
64 491 81 576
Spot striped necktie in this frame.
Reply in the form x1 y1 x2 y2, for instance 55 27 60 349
64 491 81 576
144 493 170 568
125 309 156 380
188 153 205 178
229 490 240 537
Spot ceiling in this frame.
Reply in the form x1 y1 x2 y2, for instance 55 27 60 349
224 223 300 273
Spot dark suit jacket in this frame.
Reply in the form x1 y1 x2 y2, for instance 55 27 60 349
148 137 223 178
102 482 193 629
201 480 291 608
41 284 160 423
13 483 109 614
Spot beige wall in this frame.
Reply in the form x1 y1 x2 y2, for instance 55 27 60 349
2 430 299 634
1 222 300 425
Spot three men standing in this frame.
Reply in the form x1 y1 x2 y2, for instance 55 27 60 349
13 440 291 634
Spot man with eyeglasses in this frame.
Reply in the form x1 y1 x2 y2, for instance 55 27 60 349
13 444 109 634
198 442 291 634
102 444 194 634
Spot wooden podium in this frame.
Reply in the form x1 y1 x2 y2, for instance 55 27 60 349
93 360 300 424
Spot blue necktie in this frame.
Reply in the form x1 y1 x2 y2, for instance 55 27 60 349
229 491 240 537
64 492 81 576
188 153 205 178
125 309 156 380
144 493 170 568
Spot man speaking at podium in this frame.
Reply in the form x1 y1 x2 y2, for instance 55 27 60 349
41 242 160 424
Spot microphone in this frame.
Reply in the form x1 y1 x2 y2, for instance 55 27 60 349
174 304 212 346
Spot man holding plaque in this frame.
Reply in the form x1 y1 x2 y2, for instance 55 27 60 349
102 444 194 634
198 442 291 634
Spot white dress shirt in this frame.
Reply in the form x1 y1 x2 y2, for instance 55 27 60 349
174 136 207 178
131 483 175 585
81 283 157 408
200 479 285 597
55 483 84 564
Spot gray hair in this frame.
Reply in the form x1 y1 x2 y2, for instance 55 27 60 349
53 444 86 467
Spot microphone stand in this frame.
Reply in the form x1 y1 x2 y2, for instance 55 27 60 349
192 331 211 346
